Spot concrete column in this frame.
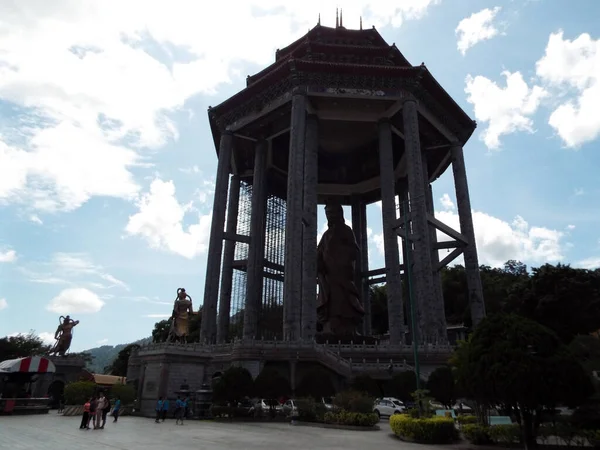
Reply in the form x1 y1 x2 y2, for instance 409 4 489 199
217 175 241 343
398 183 420 344
301 115 318 341
424 170 448 343
244 141 268 340
201 131 233 344
351 197 371 336
403 98 435 344
378 119 404 344
283 91 306 341
451 144 486 326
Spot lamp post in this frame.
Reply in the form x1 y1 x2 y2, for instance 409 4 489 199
401 199 421 392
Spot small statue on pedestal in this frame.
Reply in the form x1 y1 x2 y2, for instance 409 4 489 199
48 315 79 356
168 288 194 343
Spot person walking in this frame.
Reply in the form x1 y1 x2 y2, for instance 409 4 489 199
95 393 107 429
112 397 121 423
174 396 184 425
155 397 163 423
161 397 169 422
101 395 111 428
80 398 91 429
88 396 97 429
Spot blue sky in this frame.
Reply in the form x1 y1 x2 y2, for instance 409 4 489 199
1 0 599 350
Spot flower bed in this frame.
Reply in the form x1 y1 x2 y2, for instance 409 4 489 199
390 414 458 444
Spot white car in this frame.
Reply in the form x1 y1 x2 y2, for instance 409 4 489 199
373 398 404 418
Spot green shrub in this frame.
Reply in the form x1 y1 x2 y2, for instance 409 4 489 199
295 398 327 422
109 383 136 405
324 410 379 427
64 381 96 405
390 414 458 444
457 415 477 425
488 424 521 446
333 390 373 414
462 424 492 445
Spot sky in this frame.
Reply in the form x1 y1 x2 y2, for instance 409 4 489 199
0 0 599 351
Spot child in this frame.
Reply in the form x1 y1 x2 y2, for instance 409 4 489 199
80 398 91 429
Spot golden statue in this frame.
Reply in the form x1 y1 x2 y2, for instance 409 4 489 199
48 315 80 356
168 288 194 343
317 202 365 336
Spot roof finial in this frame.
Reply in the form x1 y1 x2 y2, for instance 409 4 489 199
318 13 321 25
340 8 343 28
360 16 363 30
336 8 339 28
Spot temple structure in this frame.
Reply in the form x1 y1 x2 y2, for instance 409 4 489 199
201 21 484 346
127 19 485 416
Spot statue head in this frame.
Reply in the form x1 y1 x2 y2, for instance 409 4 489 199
325 201 344 226
177 288 187 300
64 315 70 322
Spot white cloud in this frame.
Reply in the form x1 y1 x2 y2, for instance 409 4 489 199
455 7 502 55
20 252 128 290
436 194 563 267
535 31 600 148
439 193 455 211
97 338 109 345
29 215 43 225
566 224 576 230
0 1 440 213
143 314 171 319
577 257 600 270
125 178 212 259
38 332 56 345
0 298 7 310
0 249 17 263
465 71 548 149
47 287 105 314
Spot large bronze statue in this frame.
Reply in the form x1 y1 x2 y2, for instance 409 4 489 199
48 315 79 356
168 288 194 343
317 202 365 335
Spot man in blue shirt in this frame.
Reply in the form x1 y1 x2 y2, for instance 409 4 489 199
112 396 121 423
155 397 163 423
175 396 184 425
161 398 170 421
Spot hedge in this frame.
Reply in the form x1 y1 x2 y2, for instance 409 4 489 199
64 381 96 405
462 424 493 445
390 414 458 444
324 411 379 427
456 415 477 425
295 398 328 422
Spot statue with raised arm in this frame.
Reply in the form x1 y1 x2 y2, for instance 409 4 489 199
168 288 194 343
317 201 365 336
48 315 79 356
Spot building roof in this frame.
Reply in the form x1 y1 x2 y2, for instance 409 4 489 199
0 356 56 374
92 374 127 386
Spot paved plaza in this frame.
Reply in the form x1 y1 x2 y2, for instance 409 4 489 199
0 412 454 450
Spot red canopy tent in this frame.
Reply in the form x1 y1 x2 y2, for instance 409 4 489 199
0 356 56 374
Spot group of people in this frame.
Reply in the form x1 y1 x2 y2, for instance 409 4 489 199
80 393 121 430
155 396 189 425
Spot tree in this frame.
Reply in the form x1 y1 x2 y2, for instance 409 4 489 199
152 320 170 343
254 367 291 415
350 374 382 397
569 335 600 374
151 310 202 343
0 332 50 361
296 368 336 399
385 371 422 403
507 264 600 343
104 344 140 376
426 366 456 409
452 314 594 449
212 366 254 405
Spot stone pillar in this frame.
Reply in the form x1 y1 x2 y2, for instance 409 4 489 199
398 182 420 344
201 131 233 344
378 119 404 344
217 175 241 343
403 98 435 344
351 197 371 336
301 115 318 341
423 165 448 343
244 141 268 340
451 144 486 326
283 91 306 341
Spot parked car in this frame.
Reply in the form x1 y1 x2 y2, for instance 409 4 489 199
254 398 283 414
321 397 334 410
282 399 298 416
373 398 404 418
